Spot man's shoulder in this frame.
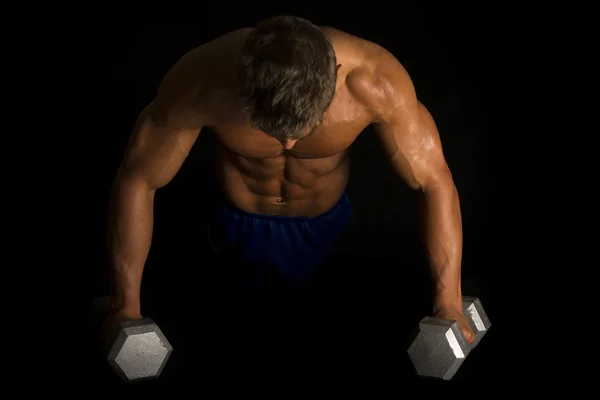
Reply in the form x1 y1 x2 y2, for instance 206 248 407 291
201 28 252 52
333 35 412 118
174 28 250 74
152 29 251 125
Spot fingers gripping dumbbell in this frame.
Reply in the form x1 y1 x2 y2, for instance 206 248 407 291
92 296 173 383
407 296 491 380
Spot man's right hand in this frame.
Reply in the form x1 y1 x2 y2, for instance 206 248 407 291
98 308 142 342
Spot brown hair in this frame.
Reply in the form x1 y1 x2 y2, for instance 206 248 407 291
238 16 338 142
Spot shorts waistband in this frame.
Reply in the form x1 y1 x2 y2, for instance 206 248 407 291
216 190 350 223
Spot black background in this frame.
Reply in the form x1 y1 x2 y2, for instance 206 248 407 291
62 2 522 392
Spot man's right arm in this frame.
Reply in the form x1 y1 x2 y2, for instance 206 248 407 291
106 99 202 317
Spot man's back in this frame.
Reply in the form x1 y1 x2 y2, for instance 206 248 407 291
147 27 386 217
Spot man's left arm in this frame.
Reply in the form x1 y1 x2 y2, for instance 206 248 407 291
353 49 474 343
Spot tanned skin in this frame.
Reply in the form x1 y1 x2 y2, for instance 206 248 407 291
106 27 475 343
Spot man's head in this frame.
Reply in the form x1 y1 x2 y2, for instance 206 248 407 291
238 16 338 144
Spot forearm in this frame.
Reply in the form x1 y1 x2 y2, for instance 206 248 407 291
106 177 155 314
418 180 463 309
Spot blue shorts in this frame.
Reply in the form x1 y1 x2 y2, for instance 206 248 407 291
212 191 352 288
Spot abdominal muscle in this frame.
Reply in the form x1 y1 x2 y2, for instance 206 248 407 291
214 141 351 217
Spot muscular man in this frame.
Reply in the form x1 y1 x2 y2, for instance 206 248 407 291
106 16 475 343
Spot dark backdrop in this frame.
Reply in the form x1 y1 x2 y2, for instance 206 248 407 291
78 3 502 391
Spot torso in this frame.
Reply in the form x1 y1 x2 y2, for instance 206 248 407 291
186 27 378 216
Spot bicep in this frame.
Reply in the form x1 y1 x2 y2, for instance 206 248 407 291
350 47 452 191
374 101 451 191
117 51 206 189
118 104 201 190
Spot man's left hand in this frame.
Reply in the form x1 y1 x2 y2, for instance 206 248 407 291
434 306 475 345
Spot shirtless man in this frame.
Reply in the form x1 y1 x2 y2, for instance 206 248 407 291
106 16 475 344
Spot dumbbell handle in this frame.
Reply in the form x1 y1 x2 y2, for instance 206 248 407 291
420 296 488 337
427 296 490 347
92 296 160 351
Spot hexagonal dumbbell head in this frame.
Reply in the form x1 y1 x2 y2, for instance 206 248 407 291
462 296 491 348
407 317 470 380
106 318 173 383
